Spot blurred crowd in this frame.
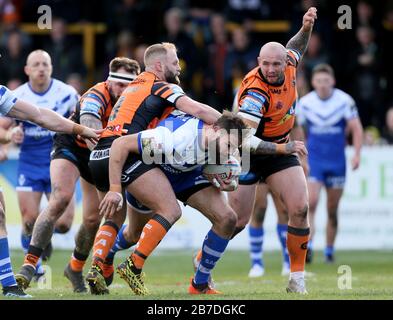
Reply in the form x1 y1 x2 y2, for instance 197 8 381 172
1 0 393 145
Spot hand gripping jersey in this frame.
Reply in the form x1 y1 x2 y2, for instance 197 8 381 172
236 50 300 144
12 79 78 166
100 71 185 142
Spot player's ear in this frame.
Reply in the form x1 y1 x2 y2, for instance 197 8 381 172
24 65 30 76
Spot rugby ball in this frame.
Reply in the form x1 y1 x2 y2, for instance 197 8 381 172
202 156 242 181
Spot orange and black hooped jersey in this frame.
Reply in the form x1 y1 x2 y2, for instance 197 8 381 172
236 49 300 143
100 71 185 141
72 81 114 148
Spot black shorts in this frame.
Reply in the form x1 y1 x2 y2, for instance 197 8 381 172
51 133 94 184
239 154 300 185
88 138 156 192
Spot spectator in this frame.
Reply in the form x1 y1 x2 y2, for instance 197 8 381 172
116 31 135 58
66 73 84 94
381 107 393 144
43 17 86 82
363 126 382 146
162 7 199 94
302 33 330 82
133 43 148 71
348 26 382 128
0 29 27 84
203 13 230 109
224 27 259 101
225 0 270 24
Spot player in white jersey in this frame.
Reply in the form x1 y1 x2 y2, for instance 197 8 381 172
296 64 363 263
0 84 99 297
95 111 305 295
1 50 79 277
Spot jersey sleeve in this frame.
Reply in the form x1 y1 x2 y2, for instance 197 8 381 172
152 82 185 104
80 92 106 120
287 49 301 67
0 85 17 116
344 95 359 121
237 88 269 126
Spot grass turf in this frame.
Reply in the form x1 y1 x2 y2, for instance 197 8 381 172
4 249 393 300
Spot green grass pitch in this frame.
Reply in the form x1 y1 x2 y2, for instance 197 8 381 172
4 249 393 300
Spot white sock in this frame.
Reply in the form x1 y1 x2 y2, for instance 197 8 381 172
290 271 305 281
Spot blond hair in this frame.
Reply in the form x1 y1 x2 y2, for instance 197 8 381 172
144 42 177 67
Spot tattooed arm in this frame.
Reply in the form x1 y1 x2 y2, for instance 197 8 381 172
243 135 307 156
286 7 317 58
80 114 103 150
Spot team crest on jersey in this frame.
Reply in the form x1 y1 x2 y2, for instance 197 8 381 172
18 174 26 186
275 101 283 110
291 78 296 87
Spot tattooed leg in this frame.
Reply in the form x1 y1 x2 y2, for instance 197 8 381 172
30 159 80 249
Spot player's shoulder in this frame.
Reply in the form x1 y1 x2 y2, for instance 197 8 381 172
333 88 355 104
298 90 318 104
152 80 183 93
12 82 29 95
52 78 78 95
241 67 269 95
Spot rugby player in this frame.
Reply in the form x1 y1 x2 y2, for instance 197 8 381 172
98 109 306 295
2 50 78 279
15 58 140 291
84 42 222 294
227 7 318 294
0 84 99 297
297 63 363 263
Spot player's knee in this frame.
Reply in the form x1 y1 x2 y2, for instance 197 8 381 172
22 220 35 235
49 192 73 217
327 210 338 227
0 207 5 230
216 208 237 235
159 204 182 224
83 215 101 231
290 202 309 224
55 223 71 234
125 227 142 244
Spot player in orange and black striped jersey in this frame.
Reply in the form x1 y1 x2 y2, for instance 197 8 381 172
85 42 222 295
228 7 317 294
15 58 141 293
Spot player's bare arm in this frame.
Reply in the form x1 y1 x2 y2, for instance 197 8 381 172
176 95 221 125
80 114 104 150
245 135 307 156
347 117 363 170
8 100 101 143
99 135 139 218
286 7 317 57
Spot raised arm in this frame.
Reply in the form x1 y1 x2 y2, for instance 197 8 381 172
286 7 317 59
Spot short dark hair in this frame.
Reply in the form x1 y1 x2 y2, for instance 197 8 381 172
312 63 335 78
109 57 141 75
215 111 249 145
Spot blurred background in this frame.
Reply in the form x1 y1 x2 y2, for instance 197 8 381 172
1 0 393 138
1 0 393 250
